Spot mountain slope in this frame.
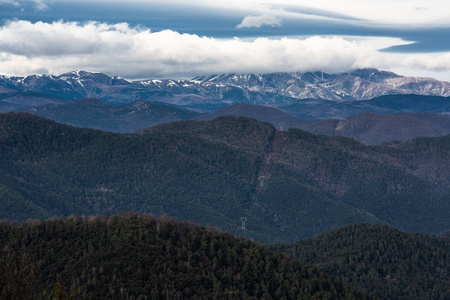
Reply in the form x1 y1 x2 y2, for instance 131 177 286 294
144 119 450 236
1 113 449 242
275 94 450 119
0 214 374 299
196 103 450 144
270 223 450 300
330 112 450 145
20 98 201 132
0 88 71 112
194 102 320 129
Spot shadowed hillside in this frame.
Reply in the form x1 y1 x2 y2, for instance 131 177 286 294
1 112 449 242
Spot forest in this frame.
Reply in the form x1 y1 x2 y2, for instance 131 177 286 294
270 223 450 300
0 112 449 243
0 214 374 299
1 113 449 298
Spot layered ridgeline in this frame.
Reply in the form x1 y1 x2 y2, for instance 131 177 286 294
270 224 450 300
196 103 450 145
0 214 374 299
1 112 449 242
16 97 450 144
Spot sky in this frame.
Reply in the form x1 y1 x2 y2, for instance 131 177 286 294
0 0 450 80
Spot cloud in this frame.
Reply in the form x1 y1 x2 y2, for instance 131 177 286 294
0 0 48 10
33 0 48 11
223 0 450 26
1 20 450 80
236 14 282 28
0 0 20 6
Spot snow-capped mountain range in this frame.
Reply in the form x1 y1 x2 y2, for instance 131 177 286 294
1 69 449 108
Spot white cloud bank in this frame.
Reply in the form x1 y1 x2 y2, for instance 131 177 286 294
1 20 450 80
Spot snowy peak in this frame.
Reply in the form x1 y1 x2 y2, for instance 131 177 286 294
194 70 450 101
0 69 449 107
347 68 401 83
58 70 113 86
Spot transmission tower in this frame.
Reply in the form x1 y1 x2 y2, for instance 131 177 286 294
240 217 247 230
265 154 271 164
278 121 285 131
258 176 266 187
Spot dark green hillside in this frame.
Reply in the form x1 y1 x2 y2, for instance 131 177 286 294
0 214 375 299
0 113 379 242
386 135 450 189
145 118 450 236
270 224 450 300
278 128 450 234
1 112 449 242
141 116 275 153
0 113 270 240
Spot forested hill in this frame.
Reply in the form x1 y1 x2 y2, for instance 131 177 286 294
1 112 449 242
0 214 375 299
270 223 450 300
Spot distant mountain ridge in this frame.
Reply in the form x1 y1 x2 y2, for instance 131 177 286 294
196 103 450 145
1 69 449 109
19 99 450 144
273 94 450 119
0 86 71 112
20 98 201 133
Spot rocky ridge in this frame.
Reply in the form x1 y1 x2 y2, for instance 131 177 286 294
1 69 449 108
